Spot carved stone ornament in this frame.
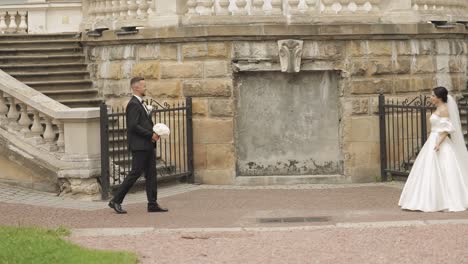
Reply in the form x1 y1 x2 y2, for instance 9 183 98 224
278 39 304 73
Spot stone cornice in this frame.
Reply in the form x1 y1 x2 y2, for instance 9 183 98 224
81 23 468 45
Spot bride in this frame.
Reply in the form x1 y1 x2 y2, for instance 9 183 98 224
399 87 468 212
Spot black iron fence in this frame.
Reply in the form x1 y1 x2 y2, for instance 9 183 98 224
379 93 468 181
100 97 194 200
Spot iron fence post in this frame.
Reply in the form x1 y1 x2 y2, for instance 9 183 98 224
185 97 194 183
421 96 428 146
378 94 387 181
100 102 110 200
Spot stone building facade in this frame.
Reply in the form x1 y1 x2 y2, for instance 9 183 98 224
85 23 468 185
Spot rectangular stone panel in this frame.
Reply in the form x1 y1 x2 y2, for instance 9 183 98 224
236 71 343 176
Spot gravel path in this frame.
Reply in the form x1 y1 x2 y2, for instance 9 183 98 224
70 224 468 264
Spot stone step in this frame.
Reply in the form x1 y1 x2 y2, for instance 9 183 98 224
24 79 93 87
8 71 90 82
0 33 80 41
58 98 103 108
0 54 84 65
41 88 99 98
0 62 88 72
0 47 84 56
0 39 81 48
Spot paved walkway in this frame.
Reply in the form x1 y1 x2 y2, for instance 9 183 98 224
2 182 468 263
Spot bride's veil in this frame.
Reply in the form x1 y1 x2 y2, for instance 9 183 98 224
447 95 468 158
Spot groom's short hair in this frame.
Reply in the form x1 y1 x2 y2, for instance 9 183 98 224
130 77 145 87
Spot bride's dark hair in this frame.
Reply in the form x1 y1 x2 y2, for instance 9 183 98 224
433 86 448 103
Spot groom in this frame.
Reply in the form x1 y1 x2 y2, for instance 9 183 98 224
108 77 168 214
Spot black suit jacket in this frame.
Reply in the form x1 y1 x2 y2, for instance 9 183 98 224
126 96 155 151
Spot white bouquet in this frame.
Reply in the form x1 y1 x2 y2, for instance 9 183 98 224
153 123 170 139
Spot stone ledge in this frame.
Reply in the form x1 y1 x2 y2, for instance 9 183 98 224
82 23 468 45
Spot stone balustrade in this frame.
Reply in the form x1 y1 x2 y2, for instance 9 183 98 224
0 69 101 195
81 0 468 31
0 10 27 33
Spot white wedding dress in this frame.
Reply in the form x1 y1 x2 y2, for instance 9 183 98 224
399 97 468 212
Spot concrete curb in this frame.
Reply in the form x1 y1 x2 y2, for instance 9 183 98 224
71 219 468 237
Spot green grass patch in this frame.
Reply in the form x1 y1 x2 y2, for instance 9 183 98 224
0 226 137 264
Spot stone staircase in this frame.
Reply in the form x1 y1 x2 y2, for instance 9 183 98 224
0 33 101 108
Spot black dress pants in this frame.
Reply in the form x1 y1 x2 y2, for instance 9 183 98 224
112 148 157 204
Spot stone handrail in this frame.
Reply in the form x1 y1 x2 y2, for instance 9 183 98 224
0 10 27 33
81 0 468 31
0 69 101 186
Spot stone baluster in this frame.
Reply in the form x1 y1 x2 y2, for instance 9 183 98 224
217 0 231 15
233 0 248 15
42 116 58 151
110 0 119 18
6 97 20 131
339 0 351 13
8 12 18 33
354 0 366 12
119 0 128 18
17 11 27 33
0 12 7 33
270 0 283 15
139 0 150 19
306 0 316 13
196 0 214 16
0 92 9 127
322 0 335 13
186 0 197 15
368 0 380 12
105 0 113 19
128 0 138 18
30 110 44 144
54 120 65 152
18 103 32 136
288 0 301 15
252 0 265 15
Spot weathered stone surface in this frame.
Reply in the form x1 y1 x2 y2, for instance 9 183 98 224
345 40 364 57
69 178 100 195
232 41 251 58
101 79 131 96
195 169 235 185
303 41 344 59
344 98 369 115
161 62 203 79
204 61 230 78
160 44 178 60
137 44 160 60
369 58 392 75
193 143 207 169
207 42 230 58
449 56 465 73
98 62 122 79
131 61 160 79
193 118 233 144
395 41 412 55
393 78 413 93
209 99 233 117
350 79 392 94
345 141 380 183
368 41 393 56
183 43 208 58
412 56 435 73
109 45 135 60
146 80 181 98
183 79 232 97
192 98 208 116
349 59 368 76
206 144 235 170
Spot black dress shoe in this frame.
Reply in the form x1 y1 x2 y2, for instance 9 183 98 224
148 203 168 213
108 200 127 214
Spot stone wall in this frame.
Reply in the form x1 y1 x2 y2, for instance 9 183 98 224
85 25 468 184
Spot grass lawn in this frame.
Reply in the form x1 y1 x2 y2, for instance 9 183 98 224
0 226 137 264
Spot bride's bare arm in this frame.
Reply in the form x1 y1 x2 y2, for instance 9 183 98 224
434 107 450 152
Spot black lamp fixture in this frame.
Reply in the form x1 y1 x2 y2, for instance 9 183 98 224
86 27 109 37
116 26 144 35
